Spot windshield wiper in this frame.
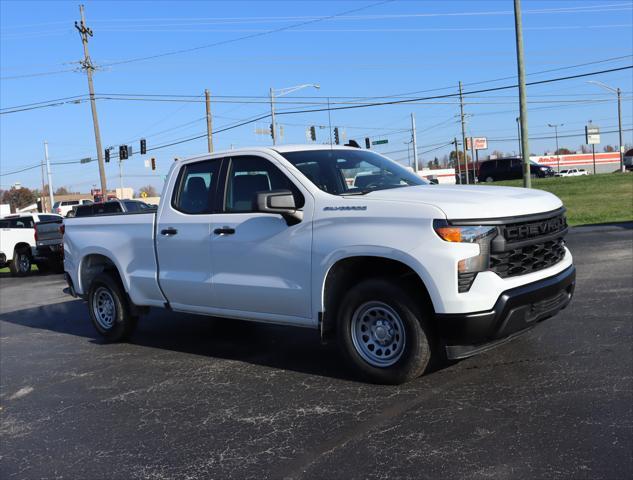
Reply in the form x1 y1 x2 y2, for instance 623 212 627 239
342 189 372 196
341 185 405 196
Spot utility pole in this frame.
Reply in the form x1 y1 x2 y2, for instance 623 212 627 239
516 116 522 158
44 141 54 212
40 153 48 212
458 81 469 184
514 0 531 188
75 4 107 197
205 89 214 153
454 137 462 183
470 137 476 182
411 113 419 172
269 87 277 145
617 87 624 172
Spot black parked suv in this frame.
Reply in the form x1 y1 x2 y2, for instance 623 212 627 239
478 158 555 182
74 199 157 217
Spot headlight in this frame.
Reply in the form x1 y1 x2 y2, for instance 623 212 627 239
434 221 497 292
433 223 496 244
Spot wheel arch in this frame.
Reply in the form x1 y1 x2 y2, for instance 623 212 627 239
13 242 32 255
319 254 438 341
79 252 127 296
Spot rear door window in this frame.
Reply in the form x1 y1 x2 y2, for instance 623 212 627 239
172 159 222 214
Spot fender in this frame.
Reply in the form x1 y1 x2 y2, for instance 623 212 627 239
313 245 443 324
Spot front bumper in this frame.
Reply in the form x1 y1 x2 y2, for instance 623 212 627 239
437 265 575 360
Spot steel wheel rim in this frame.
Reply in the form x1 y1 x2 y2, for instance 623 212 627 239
92 287 116 330
350 301 406 368
18 253 30 273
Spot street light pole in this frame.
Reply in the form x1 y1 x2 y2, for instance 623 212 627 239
588 81 625 172
269 83 320 145
548 123 563 173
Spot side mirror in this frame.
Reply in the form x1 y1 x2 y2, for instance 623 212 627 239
256 189 303 225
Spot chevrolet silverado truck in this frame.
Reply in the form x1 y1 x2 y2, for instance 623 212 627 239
64 145 575 384
0 212 63 275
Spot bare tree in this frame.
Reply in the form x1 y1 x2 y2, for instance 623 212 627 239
138 185 157 198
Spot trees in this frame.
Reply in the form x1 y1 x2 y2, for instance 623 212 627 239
449 150 471 163
555 148 573 155
603 145 616 152
1 187 35 213
580 145 590 154
55 186 69 195
138 185 157 198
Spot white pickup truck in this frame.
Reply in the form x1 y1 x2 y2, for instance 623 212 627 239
0 212 63 275
64 145 575 384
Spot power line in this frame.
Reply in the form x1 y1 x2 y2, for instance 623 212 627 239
3 54 631 112
0 164 42 177
99 1 393 68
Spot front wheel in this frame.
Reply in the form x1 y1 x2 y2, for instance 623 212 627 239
337 279 432 384
88 272 138 342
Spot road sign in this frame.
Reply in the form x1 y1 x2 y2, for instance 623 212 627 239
466 137 488 150
585 125 600 144
372 139 388 145
80 157 92 164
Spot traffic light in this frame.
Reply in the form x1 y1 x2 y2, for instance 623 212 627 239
270 123 274 140
334 127 340 145
105 148 110 163
119 145 128 160
309 126 317 141
150 157 156 171
365 137 371 149
140 138 147 155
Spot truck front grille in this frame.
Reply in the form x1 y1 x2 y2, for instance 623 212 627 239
490 237 566 278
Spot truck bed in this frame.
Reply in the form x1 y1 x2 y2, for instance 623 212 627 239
64 212 165 307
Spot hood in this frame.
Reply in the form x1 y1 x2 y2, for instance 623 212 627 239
361 185 563 219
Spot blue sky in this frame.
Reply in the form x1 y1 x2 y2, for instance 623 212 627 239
1 0 632 193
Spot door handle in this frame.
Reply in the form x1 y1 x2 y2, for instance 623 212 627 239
213 227 235 235
161 228 178 236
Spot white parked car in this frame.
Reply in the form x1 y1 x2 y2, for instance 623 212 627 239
0 212 62 275
64 145 575 384
556 168 588 177
53 199 93 217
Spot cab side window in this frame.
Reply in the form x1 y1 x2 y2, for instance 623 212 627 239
173 159 221 214
224 156 304 213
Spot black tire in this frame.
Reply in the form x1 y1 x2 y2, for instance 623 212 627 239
337 278 432 384
9 248 31 276
485 176 494 183
87 272 138 342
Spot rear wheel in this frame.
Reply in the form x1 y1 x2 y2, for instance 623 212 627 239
337 278 432 384
485 176 494 183
9 248 31 276
88 272 138 342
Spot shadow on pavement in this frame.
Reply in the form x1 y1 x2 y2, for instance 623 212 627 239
0 299 360 382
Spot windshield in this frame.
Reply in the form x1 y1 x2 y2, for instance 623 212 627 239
280 149 426 195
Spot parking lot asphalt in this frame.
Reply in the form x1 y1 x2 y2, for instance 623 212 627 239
1 225 631 480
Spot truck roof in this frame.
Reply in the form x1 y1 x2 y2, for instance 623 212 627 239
177 144 361 163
